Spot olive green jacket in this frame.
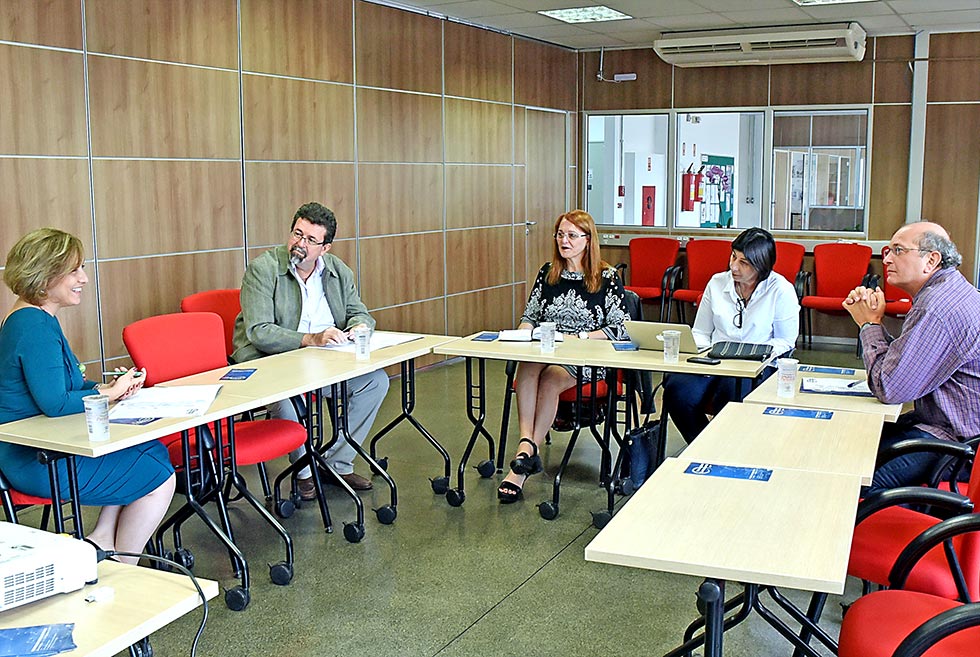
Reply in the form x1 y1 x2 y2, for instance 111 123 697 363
231 245 375 363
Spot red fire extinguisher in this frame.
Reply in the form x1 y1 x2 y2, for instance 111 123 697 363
681 164 696 211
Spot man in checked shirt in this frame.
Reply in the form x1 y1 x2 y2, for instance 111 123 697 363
843 221 980 494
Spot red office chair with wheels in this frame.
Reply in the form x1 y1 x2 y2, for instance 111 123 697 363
180 289 241 359
0 466 52 527
799 242 872 345
123 312 306 596
668 239 731 323
773 240 807 297
618 237 681 322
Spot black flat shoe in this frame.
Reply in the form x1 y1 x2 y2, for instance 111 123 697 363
510 438 543 476
497 480 524 504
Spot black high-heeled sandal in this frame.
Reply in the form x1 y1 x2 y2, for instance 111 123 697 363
497 479 525 504
509 438 543 476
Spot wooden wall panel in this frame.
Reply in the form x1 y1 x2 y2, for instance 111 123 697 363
513 225 526 288
446 227 512 294
85 0 238 68
101 250 245 357
446 165 512 230
446 99 512 164
243 75 354 162
867 105 910 241
447 286 514 337
88 57 240 158
922 104 980 282
327 239 357 280
580 50 672 111
359 233 444 308
0 45 86 155
812 113 867 146
526 110 565 282
245 162 356 247
35 294 101 364
93 160 244 258
445 22 511 103
929 32 980 103
0 0 81 48
0 158 92 258
358 164 443 236
372 298 446 336
514 107 526 165
515 38 576 110
770 61 873 106
513 283 526 326
874 35 914 104
674 66 768 108
355 2 441 94
357 89 442 163
241 0 353 83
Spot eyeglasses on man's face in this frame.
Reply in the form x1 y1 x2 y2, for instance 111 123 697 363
882 245 929 258
290 228 326 247
554 230 588 241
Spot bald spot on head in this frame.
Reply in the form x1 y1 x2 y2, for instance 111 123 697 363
895 221 950 244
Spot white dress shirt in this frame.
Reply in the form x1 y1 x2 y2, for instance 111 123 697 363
691 270 799 356
290 257 336 333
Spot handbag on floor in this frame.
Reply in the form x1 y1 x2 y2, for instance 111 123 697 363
627 419 659 488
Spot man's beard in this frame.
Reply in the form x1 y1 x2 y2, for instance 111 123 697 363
289 244 307 267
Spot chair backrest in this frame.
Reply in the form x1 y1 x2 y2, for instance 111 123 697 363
773 241 805 283
683 239 732 292
627 238 680 288
812 243 872 297
180 289 241 358
123 312 228 387
878 247 912 303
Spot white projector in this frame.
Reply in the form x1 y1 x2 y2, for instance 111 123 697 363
0 522 98 612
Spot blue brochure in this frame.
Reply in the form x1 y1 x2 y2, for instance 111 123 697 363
684 462 772 481
220 368 256 381
472 332 498 342
612 342 639 351
109 416 159 426
798 365 856 376
0 623 76 656
762 406 834 420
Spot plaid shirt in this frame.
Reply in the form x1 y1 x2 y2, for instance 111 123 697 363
860 267 980 442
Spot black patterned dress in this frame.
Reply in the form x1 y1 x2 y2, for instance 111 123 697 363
520 263 629 381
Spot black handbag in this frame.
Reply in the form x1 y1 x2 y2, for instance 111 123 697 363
627 419 659 488
708 341 773 361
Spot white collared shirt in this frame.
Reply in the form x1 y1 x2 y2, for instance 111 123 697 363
692 271 800 355
290 257 336 333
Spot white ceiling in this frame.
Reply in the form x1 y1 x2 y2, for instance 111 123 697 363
381 0 980 50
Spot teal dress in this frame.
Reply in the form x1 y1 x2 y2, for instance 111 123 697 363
0 307 172 504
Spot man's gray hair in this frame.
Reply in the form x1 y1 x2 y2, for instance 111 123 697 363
918 231 962 268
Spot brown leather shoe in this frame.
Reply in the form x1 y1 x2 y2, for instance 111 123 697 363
337 472 373 491
296 476 317 501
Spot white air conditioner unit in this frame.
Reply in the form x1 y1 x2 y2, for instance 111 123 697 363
654 22 866 67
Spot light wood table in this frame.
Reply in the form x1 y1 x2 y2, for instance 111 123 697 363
743 365 905 422
0 561 218 657
680 401 883 485
585 457 862 657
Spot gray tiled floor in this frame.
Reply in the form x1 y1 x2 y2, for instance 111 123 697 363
16 344 866 656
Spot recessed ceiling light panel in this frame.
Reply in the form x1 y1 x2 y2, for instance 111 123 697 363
539 6 632 24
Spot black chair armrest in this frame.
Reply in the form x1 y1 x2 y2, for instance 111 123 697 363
794 270 811 300
890 513 980 592
615 262 628 285
664 265 683 295
894 602 980 657
877 437 975 469
861 272 878 289
856 487 974 525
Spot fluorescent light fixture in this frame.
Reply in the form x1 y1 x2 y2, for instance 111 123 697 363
792 0 877 5
539 6 632 24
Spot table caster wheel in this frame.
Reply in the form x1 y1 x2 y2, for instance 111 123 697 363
173 547 195 570
224 586 250 611
591 510 612 529
446 488 465 507
430 476 449 495
289 491 303 508
343 522 365 543
275 498 295 519
160 550 175 572
372 457 389 474
129 637 153 657
375 504 397 525
614 478 635 496
475 460 495 478
538 501 559 520
269 561 293 586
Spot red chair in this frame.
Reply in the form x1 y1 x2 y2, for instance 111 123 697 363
879 247 913 318
123 312 307 600
668 239 732 323
773 241 807 294
0 466 52 527
619 237 681 322
799 243 872 345
180 289 240 359
838 513 980 657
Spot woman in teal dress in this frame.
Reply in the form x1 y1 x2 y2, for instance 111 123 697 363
0 228 175 564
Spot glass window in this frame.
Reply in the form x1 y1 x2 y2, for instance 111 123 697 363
675 111 764 230
586 114 669 226
771 110 868 232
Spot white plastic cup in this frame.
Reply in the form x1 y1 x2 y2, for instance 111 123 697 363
539 322 557 354
353 326 371 360
776 358 800 398
661 330 681 364
82 394 110 442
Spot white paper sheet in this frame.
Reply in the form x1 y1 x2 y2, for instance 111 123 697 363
311 331 422 353
800 377 872 396
497 328 565 342
108 384 223 419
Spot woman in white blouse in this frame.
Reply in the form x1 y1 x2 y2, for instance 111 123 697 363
664 228 799 443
